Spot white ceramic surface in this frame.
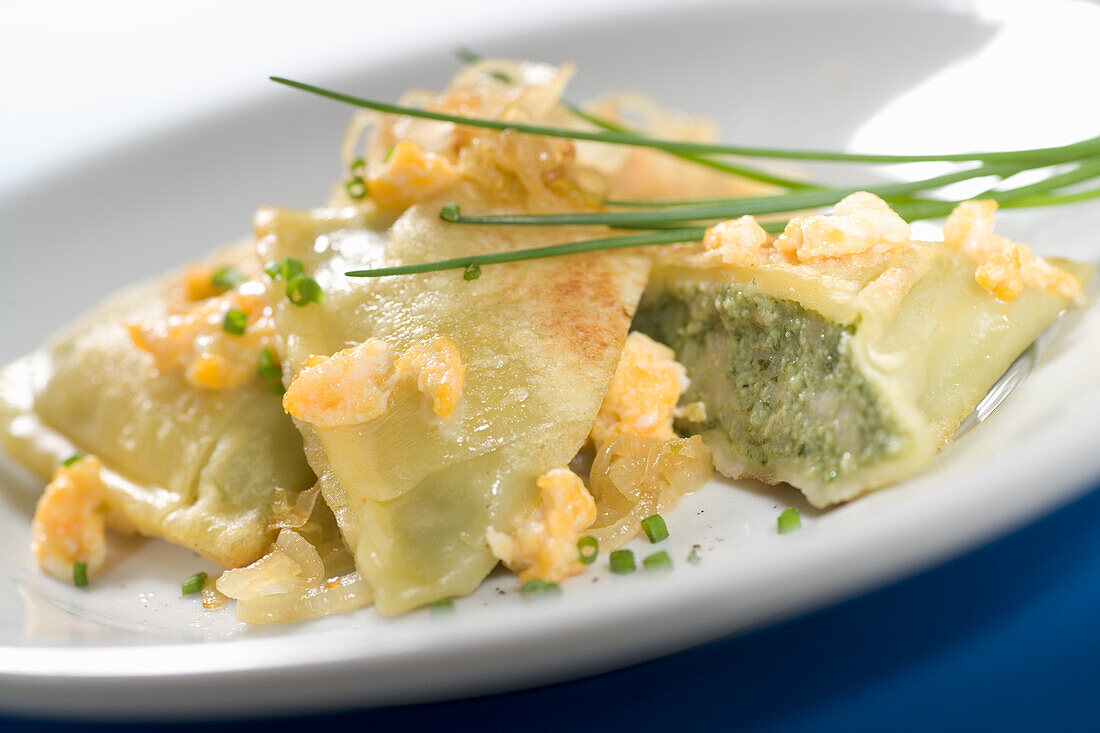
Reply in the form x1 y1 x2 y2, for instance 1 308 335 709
1 0 1099 721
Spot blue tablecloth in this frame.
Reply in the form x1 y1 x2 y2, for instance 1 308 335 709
7 480 1100 732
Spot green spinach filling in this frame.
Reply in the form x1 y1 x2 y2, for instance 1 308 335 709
635 282 908 482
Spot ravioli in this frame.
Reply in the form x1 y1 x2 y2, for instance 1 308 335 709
0 242 316 567
635 196 1090 507
257 185 650 613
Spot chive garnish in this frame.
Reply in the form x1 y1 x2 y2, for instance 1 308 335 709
265 257 322 306
222 308 248 336
182 572 207 595
778 508 801 534
264 257 304 282
437 161 1022 227
462 263 481 281
270 76 1100 164
286 274 323 306
72 562 88 587
62 452 85 468
269 76 1100 278
258 348 285 395
440 202 460 222
641 514 669 543
455 47 480 64
342 178 1100 279
384 145 395 162
429 599 454 613
521 579 562 597
609 549 636 574
345 176 367 200
263 259 284 280
687 545 701 564
210 265 246 292
643 550 672 572
577 536 599 565
350 157 365 175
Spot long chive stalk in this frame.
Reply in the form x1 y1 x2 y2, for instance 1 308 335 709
270 77 1100 165
345 177 1100 279
440 160 1028 227
561 102 816 190
344 227 706 278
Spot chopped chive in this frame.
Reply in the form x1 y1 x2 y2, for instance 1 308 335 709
641 514 669 543
488 70 512 83
350 157 365 175
440 202 461 222
264 257 306 282
521 579 562 597
210 265 246 292
687 545 701 564
222 308 248 336
643 550 672 572
609 549 636 574
182 572 207 595
62 452 85 467
429 598 454 613
778 508 801 534
72 561 88 587
455 47 480 64
384 145 395 162
463 263 481 281
257 348 285 394
345 176 367 200
577 536 598 565
286 274 323 306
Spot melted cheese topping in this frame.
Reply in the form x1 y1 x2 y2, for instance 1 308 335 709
128 279 276 390
284 337 465 429
486 467 596 583
590 332 688 447
943 200 1082 301
32 455 108 582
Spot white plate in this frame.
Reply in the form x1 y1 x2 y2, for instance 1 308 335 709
2 0 1099 721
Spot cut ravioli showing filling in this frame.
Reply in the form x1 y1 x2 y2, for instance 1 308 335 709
635 195 1090 507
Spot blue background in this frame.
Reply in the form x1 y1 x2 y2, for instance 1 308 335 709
6 480 1100 732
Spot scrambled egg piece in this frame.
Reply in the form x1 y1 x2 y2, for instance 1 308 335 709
590 332 688 447
32 455 108 582
182 264 222 301
367 141 460 211
284 337 465 429
943 200 1082 302
129 280 276 390
775 192 911 260
487 468 596 584
703 215 776 267
392 337 466 419
702 193 910 267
